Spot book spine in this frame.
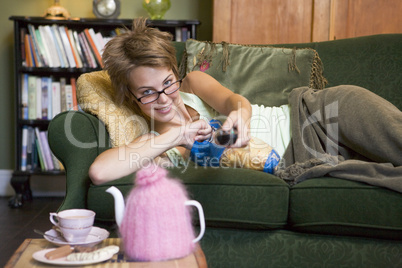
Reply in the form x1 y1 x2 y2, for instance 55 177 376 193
24 34 33 67
67 29 82 68
35 137 45 171
34 127 48 170
27 24 43 67
34 28 49 67
39 131 54 170
73 30 88 68
58 25 76 68
20 28 27 66
48 25 66 67
42 25 61 67
26 126 35 171
27 75 37 120
84 29 104 67
21 74 29 120
79 32 97 68
65 84 73 111
35 77 42 119
41 77 50 120
60 77 67 112
70 77 78 111
51 81 61 118
21 126 28 171
46 77 53 119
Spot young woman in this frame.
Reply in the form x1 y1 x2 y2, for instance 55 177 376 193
89 18 254 184
89 18 402 191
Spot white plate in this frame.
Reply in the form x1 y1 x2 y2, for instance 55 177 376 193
32 248 114 266
44 227 109 247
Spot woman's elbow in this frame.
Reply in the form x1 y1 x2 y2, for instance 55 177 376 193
88 162 107 185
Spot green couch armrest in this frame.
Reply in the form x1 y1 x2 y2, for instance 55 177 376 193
48 111 111 211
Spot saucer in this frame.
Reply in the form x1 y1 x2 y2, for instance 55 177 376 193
33 248 114 266
44 227 109 247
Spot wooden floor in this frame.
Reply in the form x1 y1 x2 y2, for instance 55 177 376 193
0 196 64 266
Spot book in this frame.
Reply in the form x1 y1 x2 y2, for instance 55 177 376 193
21 126 28 171
20 28 27 66
41 77 50 120
28 34 39 67
48 25 66 67
39 130 54 170
84 28 103 67
51 81 61 118
36 77 42 119
24 34 33 67
21 74 29 120
51 24 69 67
40 25 61 67
35 137 45 171
27 75 37 120
27 24 43 67
73 30 88 68
26 126 36 171
65 84 74 110
66 29 83 68
60 77 67 112
70 77 78 110
58 26 76 68
34 127 48 170
46 77 53 119
79 32 97 68
34 28 50 67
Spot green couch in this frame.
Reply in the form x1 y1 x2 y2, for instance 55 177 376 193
48 34 402 268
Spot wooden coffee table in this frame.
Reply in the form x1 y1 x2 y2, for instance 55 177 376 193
5 238 207 267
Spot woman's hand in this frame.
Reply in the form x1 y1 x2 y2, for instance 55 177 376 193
221 108 251 148
176 119 213 149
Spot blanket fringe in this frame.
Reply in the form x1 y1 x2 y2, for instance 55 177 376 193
288 48 301 74
178 49 188 79
310 51 328 90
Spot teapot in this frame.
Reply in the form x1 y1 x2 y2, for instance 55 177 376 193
106 164 205 262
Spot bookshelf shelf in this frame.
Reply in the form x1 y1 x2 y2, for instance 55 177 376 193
9 16 200 208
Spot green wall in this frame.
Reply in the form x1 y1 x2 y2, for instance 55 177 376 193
0 0 212 170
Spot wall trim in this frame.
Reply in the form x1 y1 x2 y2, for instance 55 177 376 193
0 169 14 197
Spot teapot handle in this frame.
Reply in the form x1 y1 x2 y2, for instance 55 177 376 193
185 200 205 243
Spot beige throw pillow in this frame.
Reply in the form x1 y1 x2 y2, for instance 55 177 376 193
76 71 148 147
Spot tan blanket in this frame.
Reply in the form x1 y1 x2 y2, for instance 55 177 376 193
275 86 402 193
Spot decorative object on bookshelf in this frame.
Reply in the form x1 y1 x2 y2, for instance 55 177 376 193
93 0 121 19
44 0 71 20
142 0 171 20
8 16 200 208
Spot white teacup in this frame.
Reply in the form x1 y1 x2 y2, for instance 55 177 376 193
58 225 93 243
49 209 95 242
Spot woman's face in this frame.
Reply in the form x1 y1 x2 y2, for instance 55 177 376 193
128 66 182 124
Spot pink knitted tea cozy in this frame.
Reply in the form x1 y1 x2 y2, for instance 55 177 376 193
120 164 196 261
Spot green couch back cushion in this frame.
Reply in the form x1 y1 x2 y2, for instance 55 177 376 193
183 39 327 107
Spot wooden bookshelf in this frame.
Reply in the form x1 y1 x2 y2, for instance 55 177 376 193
8 16 200 208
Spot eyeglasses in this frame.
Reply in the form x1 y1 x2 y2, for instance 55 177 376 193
131 80 182 104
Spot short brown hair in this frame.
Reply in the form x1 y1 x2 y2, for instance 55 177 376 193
102 18 178 108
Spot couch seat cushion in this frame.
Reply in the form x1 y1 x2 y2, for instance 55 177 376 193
88 166 289 229
289 178 402 240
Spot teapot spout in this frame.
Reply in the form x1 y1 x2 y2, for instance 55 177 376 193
106 186 125 228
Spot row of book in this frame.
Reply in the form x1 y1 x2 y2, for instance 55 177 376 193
21 74 78 121
22 24 115 69
21 126 64 172
175 27 192 42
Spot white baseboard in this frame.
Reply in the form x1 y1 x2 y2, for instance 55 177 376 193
0 169 14 197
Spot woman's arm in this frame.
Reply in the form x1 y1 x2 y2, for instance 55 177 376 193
183 71 252 147
89 119 211 185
